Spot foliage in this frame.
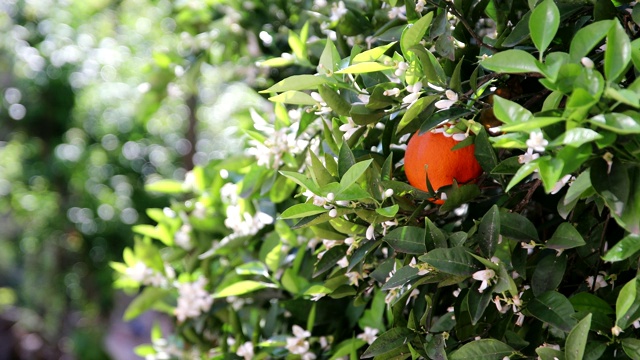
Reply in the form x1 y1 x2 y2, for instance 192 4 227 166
0 0 290 357
110 0 640 359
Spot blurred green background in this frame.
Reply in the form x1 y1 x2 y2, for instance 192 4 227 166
0 0 308 357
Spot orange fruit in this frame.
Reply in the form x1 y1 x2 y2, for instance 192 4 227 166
404 129 483 204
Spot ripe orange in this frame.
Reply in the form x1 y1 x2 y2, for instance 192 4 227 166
404 129 483 204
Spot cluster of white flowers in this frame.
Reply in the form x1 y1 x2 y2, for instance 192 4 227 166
174 224 193 250
329 1 348 22
174 277 214 322
285 325 316 359
218 182 274 240
126 262 171 287
246 110 310 169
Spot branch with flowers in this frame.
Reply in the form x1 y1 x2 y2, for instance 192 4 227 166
115 0 640 359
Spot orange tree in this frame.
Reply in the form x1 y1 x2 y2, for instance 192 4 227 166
114 0 640 359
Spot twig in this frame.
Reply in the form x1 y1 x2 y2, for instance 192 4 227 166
438 1 498 52
513 179 541 213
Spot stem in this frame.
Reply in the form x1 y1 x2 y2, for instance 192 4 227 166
590 212 610 292
435 1 498 52
513 179 541 213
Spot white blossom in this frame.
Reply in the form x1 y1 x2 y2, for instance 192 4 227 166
383 188 394 199
415 0 426 12
612 325 623 336
174 277 214 322
345 271 366 286
338 117 361 140
388 5 407 19
472 269 496 293
383 88 401 97
515 312 525 327
394 61 409 77
526 130 548 152
236 342 254 360
126 262 154 283
586 273 608 291
286 325 312 355
330 1 348 21
366 224 376 240
434 89 458 110
518 148 540 164
174 224 193 250
357 327 379 344
521 241 536 255
550 174 574 195
337 256 349 268
581 57 594 69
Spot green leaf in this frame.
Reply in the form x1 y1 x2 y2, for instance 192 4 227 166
215 280 275 298
622 338 640 360
329 338 367 360
589 113 640 134
565 314 591 360
474 127 498 173
481 50 541 74
604 20 632 81
338 141 357 179
318 39 341 75
499 210 539 241
425 217 447 250
124 287 171 321
418 108 474 134
279 171 319 193
376 204 399 217
383 226 427 254
419 247 482 276
268 90 317 105
382 265 420 291
466 283 494 325
602 234 640 262
478 205 500 258
569 20 611 62
532 253 567 296
407 45 446 85
397 95 437 134
550 128 603 147
132 224 172 246
499 117 563 132
261 75 331 93
570 292 614 315
492 95 533 125
361 327 414 358
339 159 372 191
335 62 395 74
546 223 586 250
537 156 564 194
314 245 347 277
280 203 327 219
503 11 532 47
145 179 186 194
536 347 565 360
616 277 640 329
529 0 560 56
449 339 515 360
353 41 397 63
527 291 577 332
319 84 351 116
400 12 434 55
591 158 640 235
